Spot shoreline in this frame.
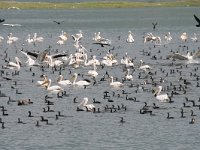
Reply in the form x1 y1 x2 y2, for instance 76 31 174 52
0 0 200 9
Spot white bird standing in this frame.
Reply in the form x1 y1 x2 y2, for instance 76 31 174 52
78 97 95 111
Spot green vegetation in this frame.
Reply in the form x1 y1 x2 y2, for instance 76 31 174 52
0 0 199 9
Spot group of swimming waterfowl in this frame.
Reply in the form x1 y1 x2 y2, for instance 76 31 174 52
0 28 199 129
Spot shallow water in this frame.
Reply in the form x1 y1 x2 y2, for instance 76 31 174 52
0 7 200 150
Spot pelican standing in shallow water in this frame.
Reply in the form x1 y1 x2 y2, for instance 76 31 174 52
78 97 95 111
154 86 169 102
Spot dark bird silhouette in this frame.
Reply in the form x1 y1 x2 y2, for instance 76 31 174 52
194 14 200 27
0 19 5 23
53 20 64 25
152 22 157 30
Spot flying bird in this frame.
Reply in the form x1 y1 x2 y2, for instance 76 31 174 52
152 22 157 30
194 14 200 27
0 19 5 23
53 20 64 25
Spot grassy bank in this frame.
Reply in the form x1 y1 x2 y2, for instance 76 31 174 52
0 0 200 9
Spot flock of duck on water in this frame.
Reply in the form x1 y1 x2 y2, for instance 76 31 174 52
0 28 200 129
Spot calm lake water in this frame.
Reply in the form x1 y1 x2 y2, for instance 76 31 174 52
0 7 200 150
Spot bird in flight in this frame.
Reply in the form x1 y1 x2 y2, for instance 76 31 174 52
152 22 157 30
0 19 5 23
53 20 64 25
194 14 200 27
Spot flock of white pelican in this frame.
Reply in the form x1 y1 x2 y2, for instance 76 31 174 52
0 28 199 130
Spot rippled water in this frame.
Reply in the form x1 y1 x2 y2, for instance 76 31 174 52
0 7 200 150
12 0 175 2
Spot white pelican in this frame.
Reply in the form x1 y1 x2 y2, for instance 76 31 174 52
44 56 63 67
93 32 111 47
71 73 90 86
57 38 65 45
57 31 68 45
139 60 152 70
180 32 188 42
191 33 198 42
84 54 100 66
103 53 117 64
144 33 161 44
78 97 95 111
59 31 68 41
109 76 123 87
126 31 134 43
33 33 44 43
57 75 72 85
166 50 200 63
20 50 40 66
125 69 133 81
7 33 18 44
93 32 102 41
93 38 111 47
26 34 34 44
101 59 113 67
164 32 172 42
154 86 169 102
88 63 98 77
72 30 83 42
45 79 63 92
37 75 48 86
5 57 21 70
121 55 134 67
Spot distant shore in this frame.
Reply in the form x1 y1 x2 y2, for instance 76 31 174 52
0 0 199 9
